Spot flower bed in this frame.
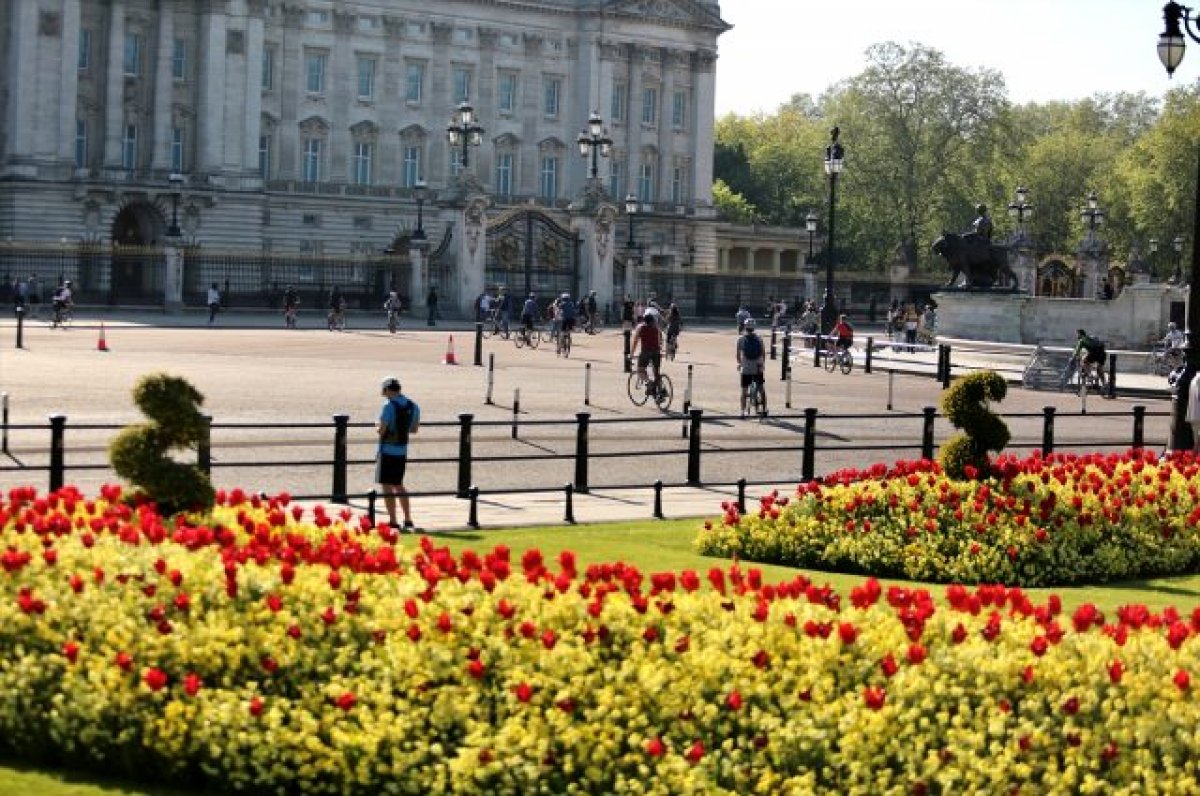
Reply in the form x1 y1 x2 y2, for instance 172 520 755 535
4 484 1200 793
695 449 1200 587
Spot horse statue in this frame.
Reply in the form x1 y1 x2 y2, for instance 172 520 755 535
931 232 1019 290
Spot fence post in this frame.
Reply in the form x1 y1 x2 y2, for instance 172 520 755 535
468 485 480 529
1132 404 1146 449
574 412 590 494
331 414 349 504
802 407 817 482
1041 406 1056 457
623 329 632 373
1107 355 1117 399
813 333 822 367
473 322 484 366
865 337 873 374
367 489 376 527
785 363 793 409
887 369 894 411
456 413 474 498
921 406 936 461
15 306 24 349
485 353 495 405
198 413 212 475
770 325 778 360
564 483 576 524
48 414 65 493
941 344 952 389
737 477 746 514
686 408 703 486
1 391 8 454
653 479 664 519
511 389 520 439
935 344 945 383
584 363 592 406
781 331 791 381
682 364 693 439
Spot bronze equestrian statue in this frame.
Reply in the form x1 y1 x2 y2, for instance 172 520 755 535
931 232 1019 290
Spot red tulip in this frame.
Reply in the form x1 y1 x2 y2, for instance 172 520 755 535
645 737 665 757
514 682 533 703
249 696 264 717
143 667 168 692
863 686 886 711
62 641 79 664
685 740 705 764
183 672 202 697
725 690 743 711
335 692 356 711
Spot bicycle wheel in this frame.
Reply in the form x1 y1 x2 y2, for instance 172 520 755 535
559 333 571 358
627 372 650 406
840 350 853 375
388 313 397 334
748 382 763 416
654 374 674 411
514 329 526 349
666 338 677 361
824 348 837 372
527 328 541 349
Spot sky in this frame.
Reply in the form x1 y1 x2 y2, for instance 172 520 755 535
714 0 1183 116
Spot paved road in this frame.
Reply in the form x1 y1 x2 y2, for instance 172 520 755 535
0 310 1175 530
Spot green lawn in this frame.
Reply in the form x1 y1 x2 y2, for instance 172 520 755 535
6 516 1200 795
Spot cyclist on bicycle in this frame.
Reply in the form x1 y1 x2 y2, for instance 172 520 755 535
738 318 767 419
384 291 403 330
666 303 682 357
51 280 73 325
328 286 346 331
630 310 663 392
1072 329 1107 389
1162 321 1186 351
520 293 537 339
283 284 299 326
832 314 854 352
584 290 599 331
557 292 578 352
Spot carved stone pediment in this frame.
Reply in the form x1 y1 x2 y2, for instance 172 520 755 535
298 115 330 136
602 0 730 31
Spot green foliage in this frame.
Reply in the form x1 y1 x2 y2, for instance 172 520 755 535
109 373 214 514
711 179 759 224
938 371 1010 479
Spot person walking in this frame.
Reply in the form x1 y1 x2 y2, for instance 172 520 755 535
376 377 420 531
622 295 635 330
903 303 920 352
426 286 438 327
206 282 221 325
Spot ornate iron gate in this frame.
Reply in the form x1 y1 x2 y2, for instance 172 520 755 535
485 207 579 299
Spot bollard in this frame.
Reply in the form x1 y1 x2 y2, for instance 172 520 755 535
686 408 703 486
887 369 894 411
813 333 823 368
653 479 664 519
1 391 8 454
623 329 632 373
574 412 590 493
921 406 936 461
682 364 694 439
198 414 212 475
468 485 480 529
802 408 817 481
456 413 474 498
737 478 746 514
564 483 576 524
1041 406 1056 456
1131 404 1147 449
511 389 520 439
485 353 495 404
49 414 65 492
15 306 25 349
785 364 793 409
770 326 778 360
781 332 791 381
941 344 952 389
584 362 592 406
865 337 873 374
473 322 484 366
331 414 349 504
1107 354 1117 399
934 344 945 383
367 489 377 527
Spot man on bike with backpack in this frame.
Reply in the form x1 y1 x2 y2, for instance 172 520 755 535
1072 329 1108 390
737 318 767 419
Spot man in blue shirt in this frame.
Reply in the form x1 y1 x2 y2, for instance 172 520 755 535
376 377 421 531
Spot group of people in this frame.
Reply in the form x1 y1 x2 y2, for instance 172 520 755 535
7 275 75 322
883 300 937 351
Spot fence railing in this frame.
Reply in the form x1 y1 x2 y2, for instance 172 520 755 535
0 405 1166 522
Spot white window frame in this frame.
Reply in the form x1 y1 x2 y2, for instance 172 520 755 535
540 156 558 201
672 164 688 205
405 62 424 103
303 138 323 182
171 128 185 173
258 135 272 179
402 146 422 188
357 57 376 100
495 152 513 196
305 52 327 94
608 158 624 200
123 33 140 76
172 38 187 81
353 142 373 185
672 90 687 130
544 77 561 118
611 81 627 123
262 48 274 90
498 72 517 114
638 162 654 202
121 124 138 170
77 29 91 71
454 67 472 103
642 87 658 126
450 148 464 178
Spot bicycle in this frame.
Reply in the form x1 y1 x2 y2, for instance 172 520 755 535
327 307 346 332
284 306 298 329
1150 343 1185 376
665 333 678 362
513 324 541 350
627 370 674 411
824 341 853 374
745 379 766 418
49 302 72 329
483 311 510 340
1064 356 1105 395
386 309 400 334
557 326 573 358
583 313 602 335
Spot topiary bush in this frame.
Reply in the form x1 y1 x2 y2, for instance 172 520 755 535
938 370 1010 480
109 373 214 514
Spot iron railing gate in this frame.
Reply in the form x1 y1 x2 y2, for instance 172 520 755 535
485 208 579 300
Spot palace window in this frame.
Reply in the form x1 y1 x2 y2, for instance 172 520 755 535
123 33 140 75
498 72 518 114
540 156 558 201
121 124 138 170
303 138 323 182
305 51 327 94
357 57 376 100
405 62 424 103
172 38 187 81
353 142 373 186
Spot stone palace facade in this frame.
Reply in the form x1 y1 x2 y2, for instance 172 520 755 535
0 0 732 312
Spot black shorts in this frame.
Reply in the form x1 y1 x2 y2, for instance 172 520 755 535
741 372 765 388
562 318 576 332
638 350 661 370
375 453 408 486
1084 348 1107 367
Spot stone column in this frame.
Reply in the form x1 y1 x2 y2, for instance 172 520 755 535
278 6 304 177
771 248 781 276
243 1 266 179
1077 231 1109 299
150 3 175 171
691 51 717 207
163 242 183 310
196 6 227 174
457 195 489 316
328 9 355 182
627 44 643 197
410 247 426 315
1007 233 1038 295
58 0 84 166
102 0 127 168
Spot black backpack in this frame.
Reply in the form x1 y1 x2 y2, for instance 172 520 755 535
385 398 412 446
741 332 763 360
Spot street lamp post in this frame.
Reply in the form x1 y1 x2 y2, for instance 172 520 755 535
411 179 428 249
576 111 613 181
820 127 845 333
623 193 640 302
1080 191 1105 234
446 101 484 169
1007 185 1033 234
1150 237 1160 279
624 193 639 254
1156 0 1200 450
805 211 818 264
167 172 184 238
1175 235 1186 283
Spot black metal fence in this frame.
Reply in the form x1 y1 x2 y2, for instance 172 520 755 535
0 404 1166 527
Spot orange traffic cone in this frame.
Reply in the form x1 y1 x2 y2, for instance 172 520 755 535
97 322 109 352
442 334 458 365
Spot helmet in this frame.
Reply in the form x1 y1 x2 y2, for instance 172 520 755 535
744 318 756 330
561 292 570 299
976 204 987 214
64 280 72 286
643 311 655 321
528 292 535 299
1169 322 1178 330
